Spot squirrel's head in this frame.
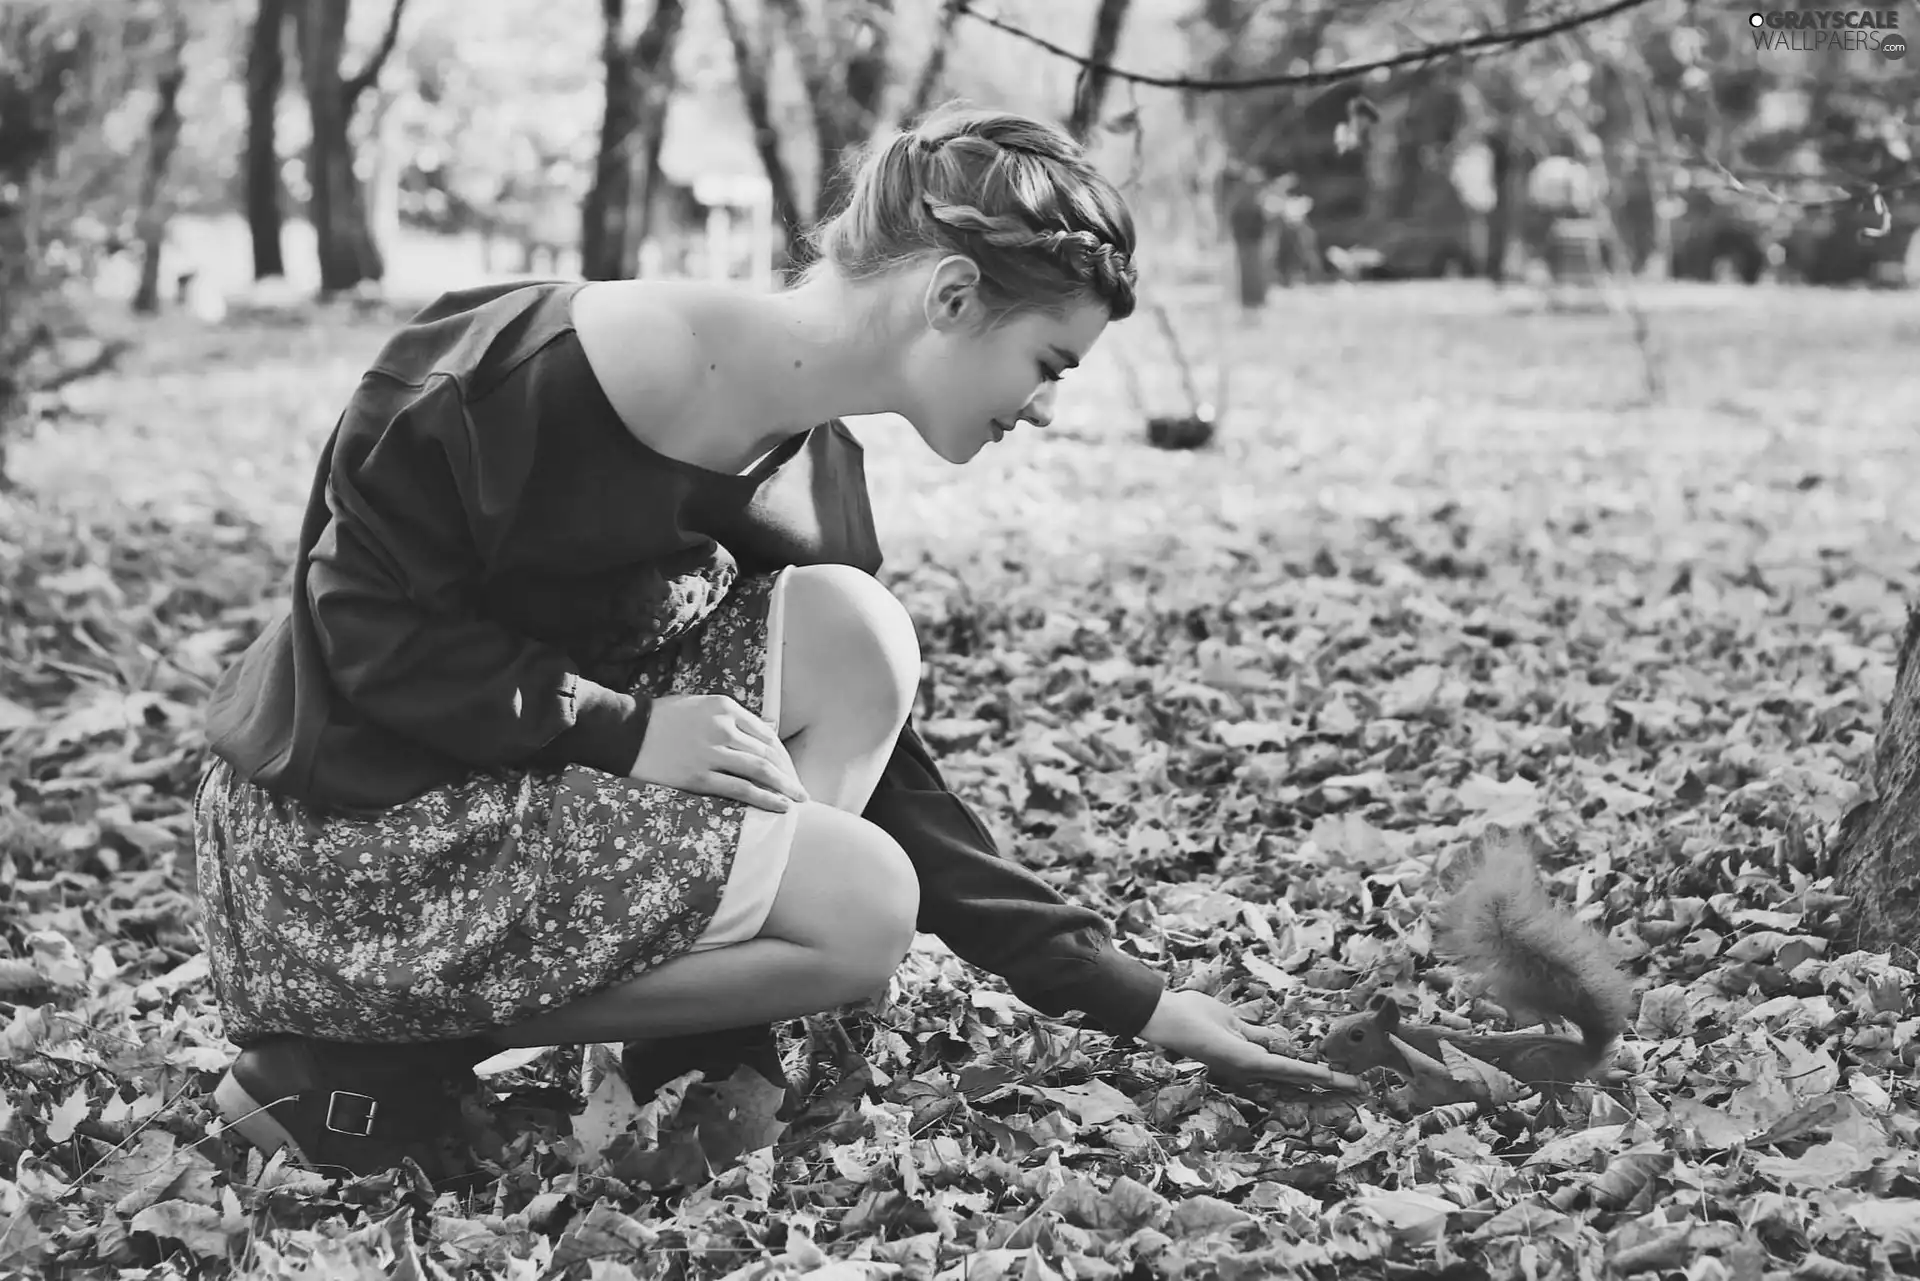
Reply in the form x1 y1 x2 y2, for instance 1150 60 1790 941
1318 993 1405 1069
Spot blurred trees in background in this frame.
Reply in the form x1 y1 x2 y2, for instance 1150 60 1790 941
0 0 218 482
1195 0 1913 292
1 0 1916 478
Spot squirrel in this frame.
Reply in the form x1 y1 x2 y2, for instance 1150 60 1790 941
1318 834 1636 1102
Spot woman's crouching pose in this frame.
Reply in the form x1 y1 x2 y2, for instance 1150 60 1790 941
196 101 1353 1182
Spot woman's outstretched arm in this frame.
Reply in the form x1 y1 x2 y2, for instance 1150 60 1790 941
862 717 1167 1040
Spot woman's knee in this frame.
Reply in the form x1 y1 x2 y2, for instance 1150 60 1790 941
781 564 920 729
764 802 918 996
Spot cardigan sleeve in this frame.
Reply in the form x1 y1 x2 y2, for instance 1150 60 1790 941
861 718 1167 1040
305 374 652 774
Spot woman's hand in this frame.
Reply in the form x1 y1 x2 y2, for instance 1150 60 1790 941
1138 990 1363 1092
630 694 810 813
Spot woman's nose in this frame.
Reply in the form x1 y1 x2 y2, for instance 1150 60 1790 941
1022 382 1057 428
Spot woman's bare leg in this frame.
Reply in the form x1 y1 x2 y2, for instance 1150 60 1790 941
489 802 917 1047
774 563 920 813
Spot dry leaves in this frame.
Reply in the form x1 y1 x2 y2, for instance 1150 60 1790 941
0 286 1917 1276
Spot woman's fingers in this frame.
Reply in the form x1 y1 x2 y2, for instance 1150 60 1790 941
700 769 799 814
723 716 808 801
1236 1022 1292 1055
1255 1054 1363 1091
765 735 806 796
729 706 784 748
714 745 808 804
1209 1030 1361 1091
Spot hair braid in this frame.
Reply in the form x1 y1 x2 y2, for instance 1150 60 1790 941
809 101 1139 322
1042 228 1138 313
922 199 1138 316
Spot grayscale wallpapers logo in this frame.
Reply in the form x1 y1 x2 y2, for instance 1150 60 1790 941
1748 9 1906 58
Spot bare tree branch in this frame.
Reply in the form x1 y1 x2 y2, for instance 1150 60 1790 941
955 0 1662 93
34 339 134 397
344 0 409 106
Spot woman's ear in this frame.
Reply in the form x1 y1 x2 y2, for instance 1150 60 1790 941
923 254 984 332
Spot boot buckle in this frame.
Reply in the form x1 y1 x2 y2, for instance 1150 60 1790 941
324 1090 379 1137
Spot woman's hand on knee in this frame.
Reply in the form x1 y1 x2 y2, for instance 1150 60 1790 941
629 694 810 812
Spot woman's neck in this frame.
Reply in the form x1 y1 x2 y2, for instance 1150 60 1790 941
749 271 907 428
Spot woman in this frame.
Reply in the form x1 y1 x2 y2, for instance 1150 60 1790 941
197 103 1356 1181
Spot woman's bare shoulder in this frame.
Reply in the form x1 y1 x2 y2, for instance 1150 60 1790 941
571 280 787 471
581 279 780 429
570 281 712 426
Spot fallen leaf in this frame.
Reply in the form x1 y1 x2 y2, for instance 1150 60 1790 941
1454 774 1543 826
45 1086 90 1144
1034 1080 1141 1127
129 1201 233 1260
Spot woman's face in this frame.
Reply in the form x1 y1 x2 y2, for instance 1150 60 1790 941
900 259 1111 464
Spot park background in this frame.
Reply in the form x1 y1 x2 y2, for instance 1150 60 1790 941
3 0 1920 1277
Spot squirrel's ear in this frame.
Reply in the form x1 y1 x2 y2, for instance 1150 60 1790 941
1371 996 1402 1029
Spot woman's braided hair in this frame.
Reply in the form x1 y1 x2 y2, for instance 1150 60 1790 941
809 102 1138 322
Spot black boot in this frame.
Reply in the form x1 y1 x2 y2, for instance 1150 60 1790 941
621 1023 788 1102
213 1035 495 1182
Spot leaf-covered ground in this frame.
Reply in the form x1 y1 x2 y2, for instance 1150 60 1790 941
1 281 1918 1279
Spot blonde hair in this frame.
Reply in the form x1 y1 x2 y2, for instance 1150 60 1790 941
807 103 1138 322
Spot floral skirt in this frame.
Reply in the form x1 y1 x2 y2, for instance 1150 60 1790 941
192 571 799 1047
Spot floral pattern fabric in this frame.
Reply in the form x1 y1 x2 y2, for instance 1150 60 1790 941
192 572 784 1047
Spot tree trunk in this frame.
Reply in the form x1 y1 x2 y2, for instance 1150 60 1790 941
1831 609 1920 950
826 0 890 219
296 0 407 294
133 16 190 315
1066 0 1133 142
1195 0 1244 298
623 144 655 275
1483 0 1531 285
1226 180 1268 309
582 0 685 281
364 87 405 254
899 0 964 126
620 116 673 275
1485 135 1514 283
716 0 807 275
773 0 893 224
246 0 287 280
628 0 684 259
582 0 635 281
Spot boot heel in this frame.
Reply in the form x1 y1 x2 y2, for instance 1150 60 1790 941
213 1071 310 1166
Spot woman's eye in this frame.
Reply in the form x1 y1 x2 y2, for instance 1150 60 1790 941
1040 366 1063 383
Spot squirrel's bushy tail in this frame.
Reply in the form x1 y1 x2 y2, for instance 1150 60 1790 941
1434 835 1635 1052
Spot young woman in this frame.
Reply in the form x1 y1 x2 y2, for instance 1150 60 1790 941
196 103 1356 1180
